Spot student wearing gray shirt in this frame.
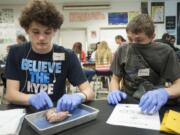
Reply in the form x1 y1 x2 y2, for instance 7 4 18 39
107 14 180 114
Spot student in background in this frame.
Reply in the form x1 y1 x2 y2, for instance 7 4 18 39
6 34 27 55
115 35 126 46
169 35 180 61
155 34 180 60
16 34 27 44
169 35 176 46
108 14 180 114
72 42 86 63
72 42 95 82
95 41 112 71
154 33 178 50
161 33 171 44
5 0 94 112
168 35 179 51
95 41 112 89
90 42 100 62
154 33 171 46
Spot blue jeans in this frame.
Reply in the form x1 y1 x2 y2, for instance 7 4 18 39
83 69 96 82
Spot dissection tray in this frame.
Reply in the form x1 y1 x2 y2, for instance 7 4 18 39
25 104 99 135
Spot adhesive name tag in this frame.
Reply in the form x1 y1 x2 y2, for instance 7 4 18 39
138 68 150 76
53 53 65 61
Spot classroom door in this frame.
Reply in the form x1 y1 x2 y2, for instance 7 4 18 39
100 28 127 53
59 28 87 51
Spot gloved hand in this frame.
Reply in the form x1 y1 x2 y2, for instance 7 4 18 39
107 90 127 105
28 91 53 110
139 88 169 114
56 93 84 112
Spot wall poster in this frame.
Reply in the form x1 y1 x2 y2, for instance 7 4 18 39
108 12 128 25
166 16 176 30
151 2 164 23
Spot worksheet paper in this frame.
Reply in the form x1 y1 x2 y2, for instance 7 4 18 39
0 109 26 135
106 104 160 130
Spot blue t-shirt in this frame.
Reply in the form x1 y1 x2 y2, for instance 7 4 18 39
5 42 87 102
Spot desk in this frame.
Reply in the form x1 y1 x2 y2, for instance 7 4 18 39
0 99 180 135
82 62 95 69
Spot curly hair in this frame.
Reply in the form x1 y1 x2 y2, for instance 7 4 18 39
19 0 64 30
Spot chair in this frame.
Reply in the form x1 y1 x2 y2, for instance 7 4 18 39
65 80 79 94
93 64 112 99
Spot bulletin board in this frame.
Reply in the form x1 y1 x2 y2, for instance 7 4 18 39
0 8 17 58
108 12 128 25
59 28 87 51
0 8 16 45
100 27 127 53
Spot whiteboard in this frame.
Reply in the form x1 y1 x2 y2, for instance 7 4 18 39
58 29 87 52
100 28 127 53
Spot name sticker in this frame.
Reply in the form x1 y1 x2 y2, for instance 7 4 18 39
53 53 65 61
138 68 150 77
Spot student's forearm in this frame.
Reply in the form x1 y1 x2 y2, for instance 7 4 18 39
110 75 122 91
5 91 31 105
5 79 32 105
166 78 180 98
79 81 95 101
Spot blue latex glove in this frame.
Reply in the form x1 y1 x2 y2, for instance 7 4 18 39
56 93 84 112
139 88 169 114
28 91 53 110
107 90 127 105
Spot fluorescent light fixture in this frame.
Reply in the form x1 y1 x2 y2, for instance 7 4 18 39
63 3 111 10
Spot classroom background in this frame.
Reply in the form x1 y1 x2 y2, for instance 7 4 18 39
0 0 179 59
